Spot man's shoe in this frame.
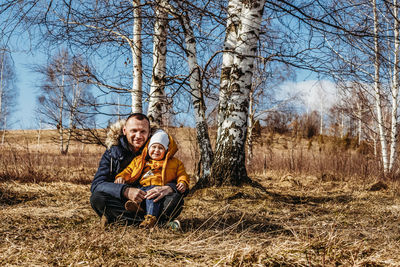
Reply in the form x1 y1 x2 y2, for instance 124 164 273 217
125 200 144 212
167 219 181 231
139 215 157 229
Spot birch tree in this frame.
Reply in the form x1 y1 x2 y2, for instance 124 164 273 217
388 0 399 171
287 0 400 175
26 0 148 115
36 50 94 154
147 0 168 127
211 0 266 186
372 0 389 172
131 0 143 113
155 1 215 182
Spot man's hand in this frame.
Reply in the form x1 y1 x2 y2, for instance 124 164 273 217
115 177 125 184
177 182 187 193
123 187 146 203
145 186 173 202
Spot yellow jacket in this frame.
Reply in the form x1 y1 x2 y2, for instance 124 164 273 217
115 132 190 188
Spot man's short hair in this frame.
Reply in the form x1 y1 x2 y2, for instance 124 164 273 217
126 113 150 125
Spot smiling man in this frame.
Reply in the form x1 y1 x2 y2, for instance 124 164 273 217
90 113 184 227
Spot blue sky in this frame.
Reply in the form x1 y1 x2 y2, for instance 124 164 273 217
12 50 45 129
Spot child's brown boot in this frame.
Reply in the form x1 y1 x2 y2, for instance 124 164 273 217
139 215 157 229
125 200 144 212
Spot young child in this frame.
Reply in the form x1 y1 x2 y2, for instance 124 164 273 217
114 129 189 228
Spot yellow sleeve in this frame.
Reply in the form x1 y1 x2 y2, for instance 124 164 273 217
176 160 190 187
115 159 136 183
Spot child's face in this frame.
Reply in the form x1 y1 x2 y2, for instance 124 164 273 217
149 143 166 160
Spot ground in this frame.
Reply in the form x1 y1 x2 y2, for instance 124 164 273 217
1 172 400 266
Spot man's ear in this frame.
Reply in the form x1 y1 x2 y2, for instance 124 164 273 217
122 126 127 135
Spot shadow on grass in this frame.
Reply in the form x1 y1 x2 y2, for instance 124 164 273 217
0 188 38 205
179 214 290 235
246 179 353 205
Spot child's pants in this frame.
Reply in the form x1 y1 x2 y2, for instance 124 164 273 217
141 185 161 217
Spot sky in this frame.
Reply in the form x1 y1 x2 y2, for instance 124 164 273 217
8 47 340 130
12 50 46 129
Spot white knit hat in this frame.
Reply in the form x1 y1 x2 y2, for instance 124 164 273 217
148 129 169 150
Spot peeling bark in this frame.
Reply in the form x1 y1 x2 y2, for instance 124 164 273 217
211 0 265 186
148 0 168 127
217 0 242 139
372 0 389 173
389 0 399 171
179 9 214 183
131 0 143 113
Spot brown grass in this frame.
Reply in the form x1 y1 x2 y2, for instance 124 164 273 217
2 176 400 265
1 129 400 265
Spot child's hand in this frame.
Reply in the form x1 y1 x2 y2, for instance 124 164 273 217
115 177 125 184
177 182 187 193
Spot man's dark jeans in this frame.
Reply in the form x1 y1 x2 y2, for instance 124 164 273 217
90 191 184 225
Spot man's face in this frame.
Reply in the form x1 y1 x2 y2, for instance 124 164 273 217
123 117 150 152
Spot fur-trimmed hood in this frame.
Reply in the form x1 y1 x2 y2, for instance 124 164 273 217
105 119 126 149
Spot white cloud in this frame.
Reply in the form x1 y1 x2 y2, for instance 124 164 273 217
279 80 339 113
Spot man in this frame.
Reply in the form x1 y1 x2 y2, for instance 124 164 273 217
90 113 184 226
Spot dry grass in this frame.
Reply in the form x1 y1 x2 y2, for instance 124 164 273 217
1 129 400 265
2 175 400 266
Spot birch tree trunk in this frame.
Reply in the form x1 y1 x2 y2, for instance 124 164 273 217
372 0 389 173
247 90 254 165
131 0 143 113
217 0 242 139
58 61 66 154
180 13 214 183
357 102 362 145
160 1 214 183
148 0 168 127
65 80 82 154
389 0 399 171
211 0 265 186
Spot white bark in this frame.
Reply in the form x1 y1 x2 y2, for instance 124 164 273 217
372 0 389 173
148 0 168 127
131 0 143 113
184 18 214 178
247 90 254 165
357 102 362 144
217 0 242 138
389 0 399 171
212 0 265 185
58 58 66 154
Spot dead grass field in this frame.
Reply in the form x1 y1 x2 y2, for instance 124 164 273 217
1 129 400 266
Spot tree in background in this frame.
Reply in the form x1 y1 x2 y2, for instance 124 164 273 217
35 49 95 154
0 48 17 138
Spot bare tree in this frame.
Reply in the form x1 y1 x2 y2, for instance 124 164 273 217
36 49 95 154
